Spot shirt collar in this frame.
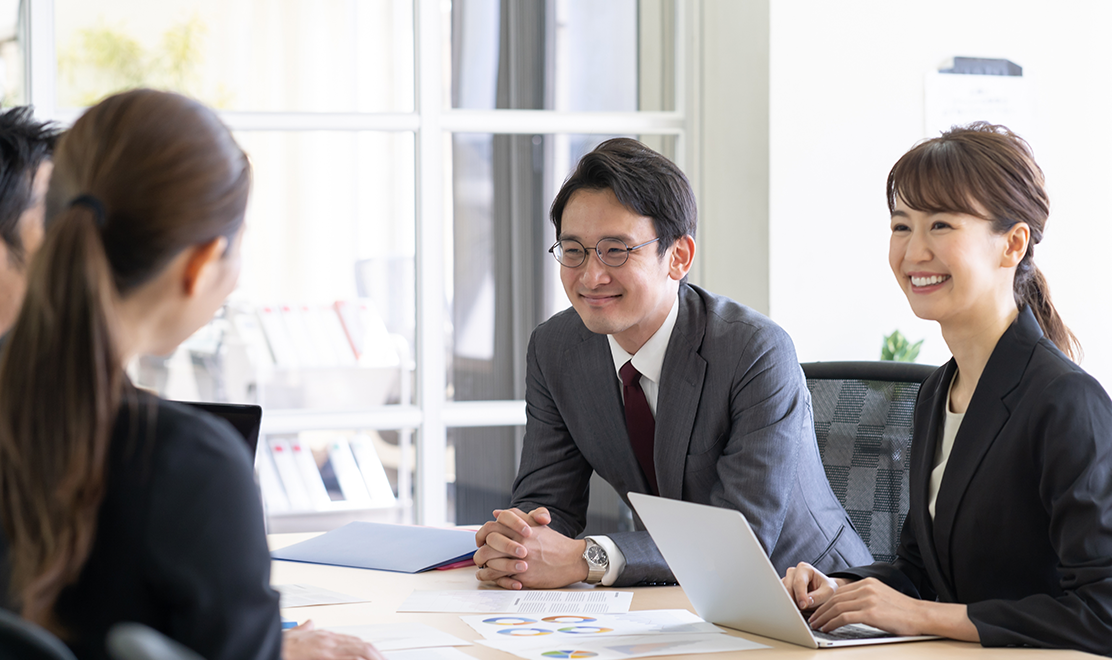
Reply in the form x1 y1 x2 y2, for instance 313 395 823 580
607 295 680 384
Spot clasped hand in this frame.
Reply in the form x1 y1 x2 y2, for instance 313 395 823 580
473 507 588 589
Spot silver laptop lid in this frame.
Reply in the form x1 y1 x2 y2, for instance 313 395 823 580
628 492 819 647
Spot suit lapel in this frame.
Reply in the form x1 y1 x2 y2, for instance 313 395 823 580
931 307 1042 594
910 360 956 602
561 328 650 495
654 285 707 500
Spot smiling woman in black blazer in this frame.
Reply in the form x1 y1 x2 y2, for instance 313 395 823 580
784 123 1112 655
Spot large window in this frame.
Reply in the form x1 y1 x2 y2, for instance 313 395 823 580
16 0 691 529
54 0 414 113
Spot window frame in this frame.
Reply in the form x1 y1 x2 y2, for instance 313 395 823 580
24 0 697 526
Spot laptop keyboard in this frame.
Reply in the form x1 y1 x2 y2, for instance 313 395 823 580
813 624 894 641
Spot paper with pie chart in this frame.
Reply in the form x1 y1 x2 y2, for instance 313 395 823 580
399 589 633 614
476 631 769 659
462 610 719 641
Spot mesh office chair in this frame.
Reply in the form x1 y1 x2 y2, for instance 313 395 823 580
0 608 78 660
107 623 205 660
802 361 936 563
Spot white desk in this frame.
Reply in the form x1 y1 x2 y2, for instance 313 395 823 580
269 533 1097 659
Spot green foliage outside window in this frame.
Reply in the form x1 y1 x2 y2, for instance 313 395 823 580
57 16 229 108
881 330 923 363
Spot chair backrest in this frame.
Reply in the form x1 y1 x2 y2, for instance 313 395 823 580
0 608 78 660
802 361 937 563
107 623 205 660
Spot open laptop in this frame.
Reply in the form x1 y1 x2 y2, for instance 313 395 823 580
179 401 263 458
627 492 938 648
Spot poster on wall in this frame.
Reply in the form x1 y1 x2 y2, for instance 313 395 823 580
924 57 1035 143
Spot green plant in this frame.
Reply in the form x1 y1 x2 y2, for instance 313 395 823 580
56 16 230 109
881 330 923 362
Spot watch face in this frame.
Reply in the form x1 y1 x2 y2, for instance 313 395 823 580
586 545 608 565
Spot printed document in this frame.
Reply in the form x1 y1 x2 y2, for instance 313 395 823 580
399 590 633 614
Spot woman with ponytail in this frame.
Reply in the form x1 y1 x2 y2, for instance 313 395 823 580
0 90 381 660
784 123 1112 654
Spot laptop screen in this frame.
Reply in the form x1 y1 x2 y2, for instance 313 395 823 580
179 401 263 459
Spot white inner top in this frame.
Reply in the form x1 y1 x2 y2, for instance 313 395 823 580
928 372 965 521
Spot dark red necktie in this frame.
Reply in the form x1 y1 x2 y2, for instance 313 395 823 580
620 360 658 495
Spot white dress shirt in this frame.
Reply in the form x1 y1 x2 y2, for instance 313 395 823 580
587 296 680 585
929 372 965 521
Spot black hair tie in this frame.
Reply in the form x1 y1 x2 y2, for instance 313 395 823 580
69 194 107 229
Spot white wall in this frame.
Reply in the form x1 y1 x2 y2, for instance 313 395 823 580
697 0 770 313
766 0 1112 389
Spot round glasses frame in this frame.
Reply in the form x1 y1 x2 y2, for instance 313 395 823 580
548 237 662 268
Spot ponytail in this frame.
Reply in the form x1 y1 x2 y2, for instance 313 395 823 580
0 88 249 632
1015 258 1081 362
0 204 123 629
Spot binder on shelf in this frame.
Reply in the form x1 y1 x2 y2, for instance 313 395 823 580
298 305 340 367
334 300 399 368
305 305 359 367
231 307 275 369
288 437 334 507
334 300 364 360
327 438 373 506
267 437 312 511
256 441 290 513
323 306 360 366
163 345 200 402
281 306 325 368
349 434 397 507
258 306 301 369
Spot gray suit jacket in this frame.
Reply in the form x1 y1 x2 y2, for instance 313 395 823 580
512 283 871 586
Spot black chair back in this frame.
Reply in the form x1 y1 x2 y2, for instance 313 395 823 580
107 623 205 660
0 608 77 660
802 361 936 563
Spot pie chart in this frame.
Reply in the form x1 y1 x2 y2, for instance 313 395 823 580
542 616 596 624
482 617 535 626
497 627 553 636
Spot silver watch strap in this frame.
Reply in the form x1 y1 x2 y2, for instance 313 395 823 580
583 538 608 584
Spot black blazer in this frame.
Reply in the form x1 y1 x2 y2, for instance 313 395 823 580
838 307 1112 655
0 392 281 660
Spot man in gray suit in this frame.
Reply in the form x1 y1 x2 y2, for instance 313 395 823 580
474 138 870 589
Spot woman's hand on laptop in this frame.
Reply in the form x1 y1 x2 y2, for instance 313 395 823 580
806 578 979 641
782 562 847 611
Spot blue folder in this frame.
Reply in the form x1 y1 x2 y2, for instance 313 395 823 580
271 521 477 573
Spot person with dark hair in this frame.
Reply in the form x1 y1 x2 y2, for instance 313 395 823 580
784 123 1112 655
0 106 58 335
474 137 871 589
0 90 383 660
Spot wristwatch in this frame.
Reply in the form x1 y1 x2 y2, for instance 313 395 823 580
582 538 609 585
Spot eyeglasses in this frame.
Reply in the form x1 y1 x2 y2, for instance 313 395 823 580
548 237 662 268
